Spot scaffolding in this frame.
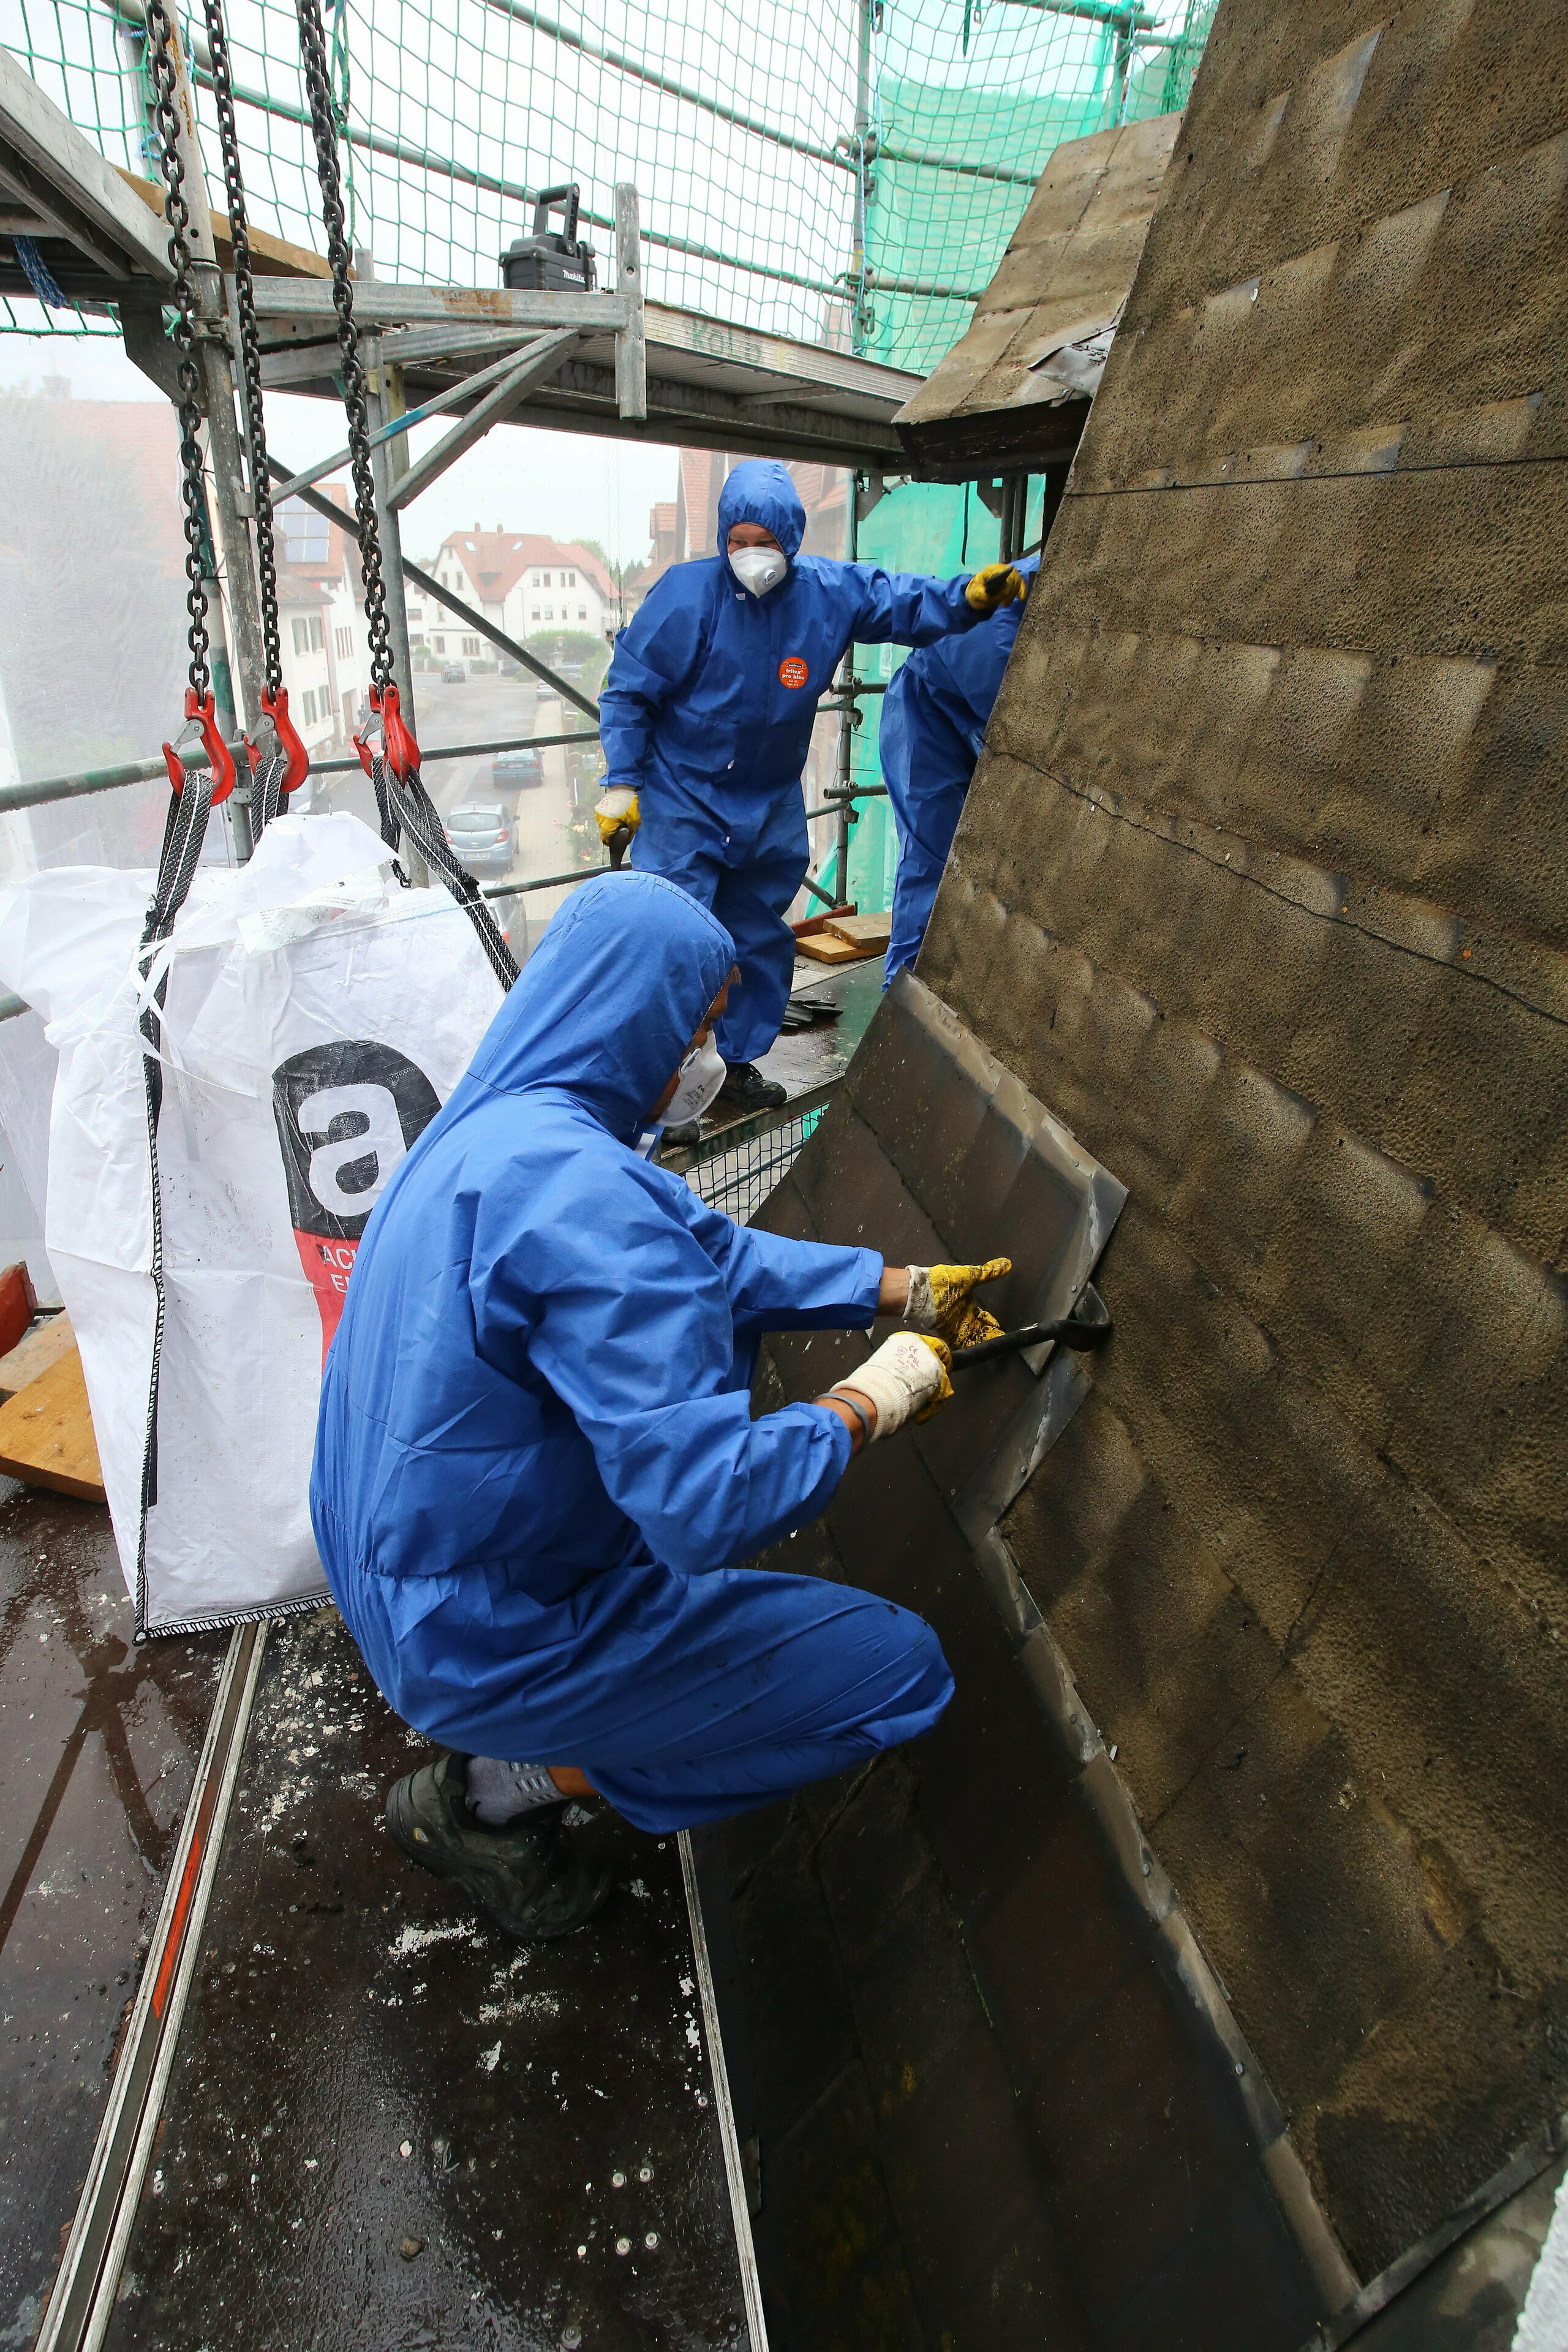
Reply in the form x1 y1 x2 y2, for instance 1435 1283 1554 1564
0 0 1218 913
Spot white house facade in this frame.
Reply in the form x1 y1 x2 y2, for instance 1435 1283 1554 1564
417 529 619 666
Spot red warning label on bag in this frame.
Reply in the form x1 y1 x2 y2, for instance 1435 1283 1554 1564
272 1041 442 1366
778 655 809 689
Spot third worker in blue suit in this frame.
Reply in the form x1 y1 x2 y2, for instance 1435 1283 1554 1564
597 459 1025 1123
878 551 1040 988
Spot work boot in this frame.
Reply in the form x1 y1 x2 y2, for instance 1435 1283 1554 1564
661 1116 703 1147
720 1061 788 1114
386 1751 612 1940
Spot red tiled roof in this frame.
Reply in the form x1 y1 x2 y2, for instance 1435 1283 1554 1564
437 529 616 605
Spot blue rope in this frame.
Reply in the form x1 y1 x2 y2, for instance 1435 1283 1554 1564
13 236 68 309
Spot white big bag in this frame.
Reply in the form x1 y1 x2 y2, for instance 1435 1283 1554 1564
0 812 507 1635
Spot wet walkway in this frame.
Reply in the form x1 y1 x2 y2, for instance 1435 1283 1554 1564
0 1481 227 2347
101 1604 751 2351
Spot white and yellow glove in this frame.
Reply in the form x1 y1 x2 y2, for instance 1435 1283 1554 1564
965 561 1028 614
831 1330 953 1439
904 1258 1012 1351
594 786 641 845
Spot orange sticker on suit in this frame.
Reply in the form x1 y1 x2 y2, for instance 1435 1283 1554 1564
778 656 809 688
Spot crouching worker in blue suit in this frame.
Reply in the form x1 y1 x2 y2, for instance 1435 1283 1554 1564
310 872 1012 1939
880 551 1041 987
595 459 1028 1137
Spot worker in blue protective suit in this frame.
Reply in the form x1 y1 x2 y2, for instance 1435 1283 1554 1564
595 458 1028 1134
879 551 1041 988
310 870 1013 1940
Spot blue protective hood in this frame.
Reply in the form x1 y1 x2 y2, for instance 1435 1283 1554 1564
464 870 735 1138
717 459 805 571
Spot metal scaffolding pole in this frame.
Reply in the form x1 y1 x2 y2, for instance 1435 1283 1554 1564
361 318 428 885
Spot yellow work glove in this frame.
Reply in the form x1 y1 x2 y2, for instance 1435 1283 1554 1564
831 1331 953 1439
911 1332 956 1422
904 1257 1013 1351
965 561 1028 614
594 786 640 845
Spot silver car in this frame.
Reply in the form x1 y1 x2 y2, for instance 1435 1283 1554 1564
443 802 513 876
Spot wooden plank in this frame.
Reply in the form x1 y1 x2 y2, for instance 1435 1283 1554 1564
0 1345 105 1502
0 1309 74 1403
796 930 873 964
117 168 333 278
825 910 892 950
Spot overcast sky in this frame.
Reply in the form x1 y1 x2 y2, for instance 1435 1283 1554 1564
1 328 680 569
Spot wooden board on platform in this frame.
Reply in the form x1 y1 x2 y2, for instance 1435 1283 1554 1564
0 1344 105 1502
0 1310 75 1401
824 910 892 951
796 930 870 964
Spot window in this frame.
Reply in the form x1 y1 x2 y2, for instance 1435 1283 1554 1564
301 688 317 725
530 571 540 586
434 636 445 652
462 636 481 655
277 500 330 564
543 571 552 587
344 693 355 736
531 608 540 620
335 626 352 659
308 615 325 652
578 605 587 620
567 570 576 587
544 607 554 620
292 617 309 657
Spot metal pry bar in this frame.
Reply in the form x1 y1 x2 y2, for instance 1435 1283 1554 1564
951 1281 1112 1368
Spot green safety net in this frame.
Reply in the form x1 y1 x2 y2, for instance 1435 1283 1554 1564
0 0 1216 906
2 0 1212 355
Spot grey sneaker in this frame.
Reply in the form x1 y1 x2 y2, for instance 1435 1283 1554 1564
386 1751 612 1940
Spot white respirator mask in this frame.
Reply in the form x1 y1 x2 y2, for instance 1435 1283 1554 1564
729 544 789 598
661 1035 726 1129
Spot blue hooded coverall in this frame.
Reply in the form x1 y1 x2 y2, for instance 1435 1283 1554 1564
878 552 1040 986
310 872 953 1833
598 458 987 1065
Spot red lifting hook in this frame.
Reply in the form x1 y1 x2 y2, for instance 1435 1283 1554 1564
246 685 309 799
162 687 236 807
353 682 423 785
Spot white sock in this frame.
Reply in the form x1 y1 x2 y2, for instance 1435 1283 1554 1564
466 1756 562 1823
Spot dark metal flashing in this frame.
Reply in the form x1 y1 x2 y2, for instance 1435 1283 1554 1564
1298 2112 1568 2351
897 393 1090 481
973 1525 1359 2320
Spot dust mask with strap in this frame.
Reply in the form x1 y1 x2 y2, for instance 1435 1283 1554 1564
660 1035 726 1129
729 545 788 598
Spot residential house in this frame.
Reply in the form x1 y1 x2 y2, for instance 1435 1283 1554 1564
273 492 368 750
420 527 619 666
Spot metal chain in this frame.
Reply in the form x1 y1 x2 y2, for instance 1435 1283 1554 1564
144 0 210 703
295 0 392 696
203 0 281 698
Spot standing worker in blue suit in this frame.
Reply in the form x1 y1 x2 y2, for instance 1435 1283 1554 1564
311 871 1012 1938
595 459 1028 1129
878 551 1041 988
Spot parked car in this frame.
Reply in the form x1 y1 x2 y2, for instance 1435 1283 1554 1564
441 662 467 684
443 803 513 876
492 746 544 793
